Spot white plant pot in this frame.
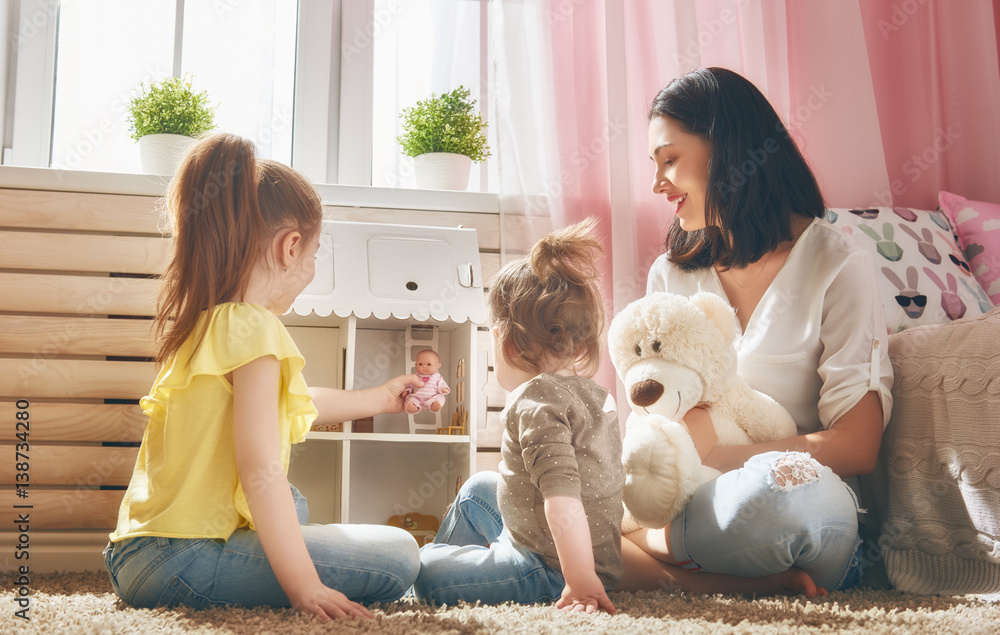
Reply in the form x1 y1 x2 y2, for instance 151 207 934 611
414 152 473 191
138 133 197 175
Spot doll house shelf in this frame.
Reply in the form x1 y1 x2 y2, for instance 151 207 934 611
283 220 486 525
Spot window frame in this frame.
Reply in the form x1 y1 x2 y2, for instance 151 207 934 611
4 0 495 197
8 0 58 168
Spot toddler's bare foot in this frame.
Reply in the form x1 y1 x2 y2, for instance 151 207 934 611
761 567 828 597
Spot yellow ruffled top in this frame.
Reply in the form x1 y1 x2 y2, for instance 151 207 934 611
110 303 317 542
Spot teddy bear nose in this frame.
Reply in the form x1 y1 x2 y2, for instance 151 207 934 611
630 379 664 408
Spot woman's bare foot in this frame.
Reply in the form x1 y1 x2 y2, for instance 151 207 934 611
758 567 828 597
619 538 829 597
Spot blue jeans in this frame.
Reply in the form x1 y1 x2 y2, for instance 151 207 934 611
668 451 864 591
103 485 420 609
413 471 566 605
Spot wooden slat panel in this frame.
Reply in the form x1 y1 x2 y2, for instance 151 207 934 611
1 402 146 442
501 213 551 254
324 206 501 252
0 358 156 400
1 489 124 529
0 230 169 274
0 315 155 357
0 446 138 486
0 188 161 233
0 272 158 315
480 252 500 285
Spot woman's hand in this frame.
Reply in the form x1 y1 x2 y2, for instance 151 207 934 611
379 374 425 414
701 391 884 477
555 571 617 614
289 582 373 621
682 406 718 461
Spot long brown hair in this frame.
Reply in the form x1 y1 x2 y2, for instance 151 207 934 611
154 133 322 363
487 218 606 377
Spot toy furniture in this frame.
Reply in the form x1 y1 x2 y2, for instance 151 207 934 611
284 219 486 525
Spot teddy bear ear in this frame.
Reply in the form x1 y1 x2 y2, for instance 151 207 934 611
689 292 740 342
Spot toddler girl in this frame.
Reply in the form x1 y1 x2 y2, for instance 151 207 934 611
414 219 624 613
103 134 423 621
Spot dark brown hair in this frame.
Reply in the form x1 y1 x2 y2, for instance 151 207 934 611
650 67 825 271
154 133 322 363
487 218 605 377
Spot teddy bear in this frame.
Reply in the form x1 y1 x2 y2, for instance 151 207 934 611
608 291 798 530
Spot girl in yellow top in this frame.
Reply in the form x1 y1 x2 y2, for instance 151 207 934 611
104 134 424 621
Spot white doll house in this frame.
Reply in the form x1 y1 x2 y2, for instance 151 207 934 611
283 220 487 526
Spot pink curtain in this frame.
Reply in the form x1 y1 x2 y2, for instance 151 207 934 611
495 0 1000 390
532 0 1000 300
547 2 617 388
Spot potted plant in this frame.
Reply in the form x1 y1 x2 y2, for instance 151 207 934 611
397 86 490 190
127 74 217 175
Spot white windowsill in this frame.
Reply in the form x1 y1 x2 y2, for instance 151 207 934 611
0 165 500 214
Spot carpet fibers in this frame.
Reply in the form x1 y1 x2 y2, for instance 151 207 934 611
3 571 999 634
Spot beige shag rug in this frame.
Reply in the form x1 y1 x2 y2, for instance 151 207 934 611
2 570 999 634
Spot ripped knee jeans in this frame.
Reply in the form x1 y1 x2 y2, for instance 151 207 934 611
668 451 864 591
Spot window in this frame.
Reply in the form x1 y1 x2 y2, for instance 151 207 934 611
48 0 296 174
370 0 495 192
8 0 496 193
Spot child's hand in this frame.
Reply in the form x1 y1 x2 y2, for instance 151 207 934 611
555 572 616 614
380 374 425 413
290 583 373 621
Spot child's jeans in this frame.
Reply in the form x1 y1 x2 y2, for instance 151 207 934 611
414 471 566 605
103 485 420 609
668 451 865 591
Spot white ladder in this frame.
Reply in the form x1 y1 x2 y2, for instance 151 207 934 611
406 324 443 434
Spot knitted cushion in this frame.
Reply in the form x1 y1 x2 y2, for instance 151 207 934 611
861 307 1000 594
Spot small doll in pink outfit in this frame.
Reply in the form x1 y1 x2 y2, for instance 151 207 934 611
405 349 450 414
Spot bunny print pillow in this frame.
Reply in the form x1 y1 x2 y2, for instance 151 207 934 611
824 207 994 333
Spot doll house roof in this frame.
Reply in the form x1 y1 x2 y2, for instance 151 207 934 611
289 220 487 324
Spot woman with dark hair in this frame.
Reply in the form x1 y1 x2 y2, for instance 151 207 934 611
617 68 893 595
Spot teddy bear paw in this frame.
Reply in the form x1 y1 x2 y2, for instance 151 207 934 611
621 415 706 528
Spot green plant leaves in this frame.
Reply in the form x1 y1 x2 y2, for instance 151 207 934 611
397 86 490 162
127 74 218 141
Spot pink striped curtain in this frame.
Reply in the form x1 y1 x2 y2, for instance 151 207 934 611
494 0 1000 389
536 0 1000 299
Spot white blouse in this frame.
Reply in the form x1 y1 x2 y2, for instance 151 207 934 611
647 218 893 435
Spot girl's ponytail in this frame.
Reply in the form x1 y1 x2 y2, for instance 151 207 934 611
154 133 321 363
529 218 603 289
489 218 606 377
